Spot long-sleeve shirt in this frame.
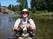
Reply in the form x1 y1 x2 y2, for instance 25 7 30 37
13 18 36 31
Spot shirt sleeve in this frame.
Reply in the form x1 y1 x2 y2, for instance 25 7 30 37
29 19 36 30
13 18 20 30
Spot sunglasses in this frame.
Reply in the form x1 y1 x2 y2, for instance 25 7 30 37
21 11 29 14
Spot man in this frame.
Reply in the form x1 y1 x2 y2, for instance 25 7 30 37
13 9 36 39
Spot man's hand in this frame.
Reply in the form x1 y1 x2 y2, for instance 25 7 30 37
14 26 22 32
27 26 35 33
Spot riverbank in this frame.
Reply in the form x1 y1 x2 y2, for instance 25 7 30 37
31 14 53 39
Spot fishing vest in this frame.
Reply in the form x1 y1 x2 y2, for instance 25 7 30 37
19 18 31 29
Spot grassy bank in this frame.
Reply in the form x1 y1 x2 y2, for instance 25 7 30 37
31 14 53 39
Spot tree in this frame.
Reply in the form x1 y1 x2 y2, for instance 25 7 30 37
24 0 28 8
31 0 53 12
8 4 12 10
0 3 1 7
0 3 1 12
8 4 18 11
17 0 28 11
11 5 17 11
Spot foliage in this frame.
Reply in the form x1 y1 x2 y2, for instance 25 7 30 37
16 0 28 11
0 3 1 12
8 0 53 12
31 14 53 39
0 3 1 7
8 4 18 11
31 0 53 12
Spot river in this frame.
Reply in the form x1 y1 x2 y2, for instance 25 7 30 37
0 14 19 39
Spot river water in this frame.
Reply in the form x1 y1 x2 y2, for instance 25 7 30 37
0 14 19 39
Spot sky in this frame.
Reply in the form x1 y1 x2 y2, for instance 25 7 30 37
27 0 31 8
0 0 31 8
0 0 17 6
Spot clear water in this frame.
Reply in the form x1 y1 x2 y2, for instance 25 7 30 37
0 14 16 39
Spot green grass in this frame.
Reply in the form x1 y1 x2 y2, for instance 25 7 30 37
31 14 53 39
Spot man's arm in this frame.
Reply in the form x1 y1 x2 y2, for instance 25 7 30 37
29 19 36 32
13 18 20 32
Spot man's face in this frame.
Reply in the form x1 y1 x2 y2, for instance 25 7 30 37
22 12 28 18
